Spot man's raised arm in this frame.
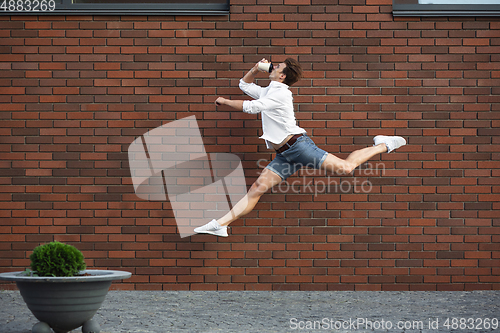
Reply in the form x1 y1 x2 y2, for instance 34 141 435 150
215 58 269 110
242 59 266 83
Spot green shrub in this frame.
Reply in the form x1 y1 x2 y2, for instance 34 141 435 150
30 241 86 277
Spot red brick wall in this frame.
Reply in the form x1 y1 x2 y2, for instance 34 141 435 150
1 0 499 291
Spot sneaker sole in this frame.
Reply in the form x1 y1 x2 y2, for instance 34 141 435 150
194 230 228 237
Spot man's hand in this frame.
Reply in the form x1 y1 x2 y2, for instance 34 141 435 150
214 97 244 111
242 58 268 84
215 97 226 106
256 58 270 72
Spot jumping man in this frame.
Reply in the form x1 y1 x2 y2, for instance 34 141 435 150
194 58 406 237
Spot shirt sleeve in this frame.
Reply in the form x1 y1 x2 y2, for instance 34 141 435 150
239 79 262 100
242 91 288 115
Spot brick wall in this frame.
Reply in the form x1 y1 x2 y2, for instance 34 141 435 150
1 0 499 291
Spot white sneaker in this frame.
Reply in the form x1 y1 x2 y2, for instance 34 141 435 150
194 219 228 237
373 135 406 153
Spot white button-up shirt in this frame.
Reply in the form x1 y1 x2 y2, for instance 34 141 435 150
239 79 306 149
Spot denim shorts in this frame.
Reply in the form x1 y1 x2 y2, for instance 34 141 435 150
265 134 329 180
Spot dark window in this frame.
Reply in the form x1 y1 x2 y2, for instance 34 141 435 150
393 0 500 16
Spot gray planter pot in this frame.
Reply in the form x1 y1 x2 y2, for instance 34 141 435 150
0 270 131 333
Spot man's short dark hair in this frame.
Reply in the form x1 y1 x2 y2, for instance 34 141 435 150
282 58 303 86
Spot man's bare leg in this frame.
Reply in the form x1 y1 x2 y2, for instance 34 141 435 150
322 135 407 175
217 168 282 226
194 168 282 235
322 144 388 175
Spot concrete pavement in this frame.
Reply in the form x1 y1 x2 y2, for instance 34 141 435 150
1 290 499 332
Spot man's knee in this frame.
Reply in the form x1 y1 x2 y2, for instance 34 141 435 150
249 181 270 197
333 161 355 175
322 158 356 175
342 162 356 175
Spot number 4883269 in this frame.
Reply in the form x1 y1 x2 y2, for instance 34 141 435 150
1 0 56 11
443 318 499 330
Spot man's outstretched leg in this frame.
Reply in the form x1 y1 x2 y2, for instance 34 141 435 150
194 135 406 237
194 168 282 237
321 135 406 175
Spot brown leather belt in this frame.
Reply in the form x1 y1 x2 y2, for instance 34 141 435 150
275 134 304 154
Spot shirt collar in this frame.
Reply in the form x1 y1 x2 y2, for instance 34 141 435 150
269 80 289 89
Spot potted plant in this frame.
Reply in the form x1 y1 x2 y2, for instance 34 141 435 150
0 241 131 333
